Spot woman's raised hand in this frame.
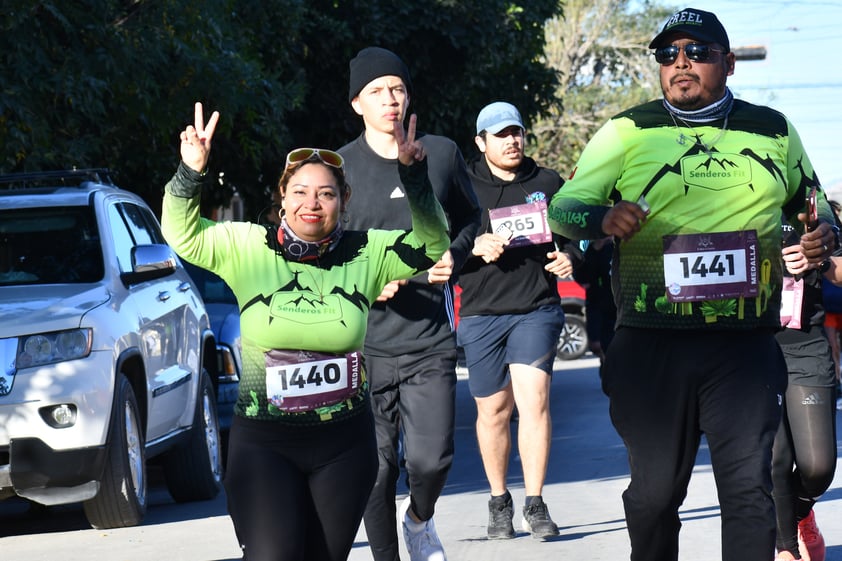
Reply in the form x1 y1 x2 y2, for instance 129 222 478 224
180 102 220 173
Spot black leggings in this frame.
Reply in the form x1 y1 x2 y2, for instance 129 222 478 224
224 408 377 561
772 384 837 556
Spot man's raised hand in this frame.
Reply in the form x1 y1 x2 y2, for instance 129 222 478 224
394 114 425 166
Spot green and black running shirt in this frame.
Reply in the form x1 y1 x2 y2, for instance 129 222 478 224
161 162 449 424
547 98 832 331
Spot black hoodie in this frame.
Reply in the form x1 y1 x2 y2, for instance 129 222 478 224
459 155 582 317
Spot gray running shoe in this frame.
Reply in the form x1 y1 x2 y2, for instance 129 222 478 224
400 496 447 561
487 491 515 539
521 496 559 540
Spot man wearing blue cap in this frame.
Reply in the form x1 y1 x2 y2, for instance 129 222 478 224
457 101 581 540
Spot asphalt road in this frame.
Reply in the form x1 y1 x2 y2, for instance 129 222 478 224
3 355 842 560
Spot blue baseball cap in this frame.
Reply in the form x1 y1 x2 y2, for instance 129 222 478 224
476 102 524 135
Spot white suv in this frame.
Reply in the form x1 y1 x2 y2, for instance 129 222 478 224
0 169 223 529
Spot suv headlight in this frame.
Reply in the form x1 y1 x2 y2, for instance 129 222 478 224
17 329 93 368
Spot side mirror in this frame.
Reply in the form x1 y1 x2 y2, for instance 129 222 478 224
121 244 177 285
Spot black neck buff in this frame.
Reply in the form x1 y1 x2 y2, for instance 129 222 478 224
664 87 734 123
277 218 343 262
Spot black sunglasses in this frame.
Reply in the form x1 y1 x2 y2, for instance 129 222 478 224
654 43 724 65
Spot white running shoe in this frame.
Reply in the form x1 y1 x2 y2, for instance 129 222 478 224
399 496 447 561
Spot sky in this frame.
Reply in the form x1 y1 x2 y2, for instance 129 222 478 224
660 1 842 194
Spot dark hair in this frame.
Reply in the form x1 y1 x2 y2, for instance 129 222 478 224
277 155 351 201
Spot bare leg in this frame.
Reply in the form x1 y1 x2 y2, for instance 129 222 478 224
475 385 515 496
510 363 552 496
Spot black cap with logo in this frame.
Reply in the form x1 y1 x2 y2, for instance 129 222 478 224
649 8 730 52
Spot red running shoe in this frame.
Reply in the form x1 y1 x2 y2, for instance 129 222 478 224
798 509 825 561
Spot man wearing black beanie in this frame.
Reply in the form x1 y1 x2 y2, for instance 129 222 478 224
347 46 413 104
339 46 481 561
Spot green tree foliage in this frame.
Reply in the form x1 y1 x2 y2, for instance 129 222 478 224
0 0 293 215
528 0 674 177
284 1 559 158
1 0 560 220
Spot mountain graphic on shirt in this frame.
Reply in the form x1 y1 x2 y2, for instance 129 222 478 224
287 293 328 308
694 155 738 172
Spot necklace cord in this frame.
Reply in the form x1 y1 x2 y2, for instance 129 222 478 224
668 111 729 155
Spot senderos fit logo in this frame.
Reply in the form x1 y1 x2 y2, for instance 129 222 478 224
681 153 752 192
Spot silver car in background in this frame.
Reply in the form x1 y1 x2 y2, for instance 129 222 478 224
0 169 223 529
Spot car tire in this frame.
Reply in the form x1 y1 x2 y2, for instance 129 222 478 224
557 314 588 361
83 374 147 529
162 368 223 502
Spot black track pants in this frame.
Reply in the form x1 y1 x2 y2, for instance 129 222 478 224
362 349 456 561
602 328 787 561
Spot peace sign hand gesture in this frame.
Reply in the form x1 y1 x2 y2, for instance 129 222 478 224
394 113 426 166
180 102 220 173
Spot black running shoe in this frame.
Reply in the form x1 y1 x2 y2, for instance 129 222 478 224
487 491 515 539
522 496 559 540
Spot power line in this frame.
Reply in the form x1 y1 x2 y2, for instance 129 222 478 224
736 82 842 90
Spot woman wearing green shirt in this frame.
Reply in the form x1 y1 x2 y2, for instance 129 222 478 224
161 103 448 561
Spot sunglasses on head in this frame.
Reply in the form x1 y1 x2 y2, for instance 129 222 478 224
654 43 724 65
285 148 345 170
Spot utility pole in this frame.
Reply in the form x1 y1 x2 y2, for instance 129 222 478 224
733 45 767 61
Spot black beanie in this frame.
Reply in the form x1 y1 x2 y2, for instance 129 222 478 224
348 47 413 103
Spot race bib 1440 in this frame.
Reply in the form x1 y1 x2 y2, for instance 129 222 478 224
264 349 362 412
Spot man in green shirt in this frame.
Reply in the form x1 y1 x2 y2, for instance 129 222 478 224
548 8 838 561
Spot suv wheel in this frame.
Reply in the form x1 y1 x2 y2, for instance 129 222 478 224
162 369 223 502
556 314 588 361
83 375 146 529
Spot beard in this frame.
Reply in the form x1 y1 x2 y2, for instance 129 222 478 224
662 73 727 111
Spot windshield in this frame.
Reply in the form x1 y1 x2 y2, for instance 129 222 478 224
0 207 104 286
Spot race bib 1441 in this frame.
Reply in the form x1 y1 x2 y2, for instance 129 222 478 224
662 230 759 302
